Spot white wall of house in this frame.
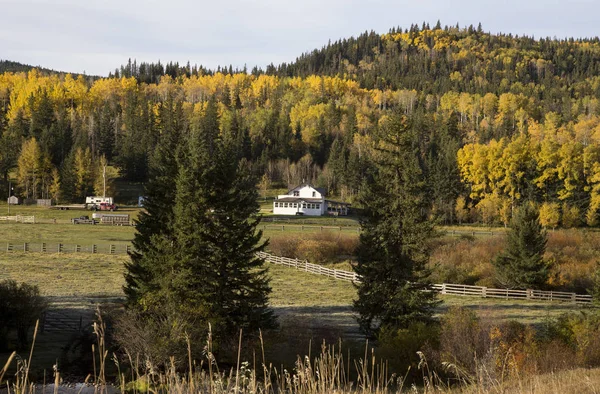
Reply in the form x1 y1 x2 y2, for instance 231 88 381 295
273 201 324 216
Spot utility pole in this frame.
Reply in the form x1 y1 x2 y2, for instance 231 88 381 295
7 180 11 215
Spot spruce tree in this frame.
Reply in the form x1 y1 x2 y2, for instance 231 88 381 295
353 111 438 337
171 98 276 340
124 97 183 305
493 204 550 289
123 98 275 358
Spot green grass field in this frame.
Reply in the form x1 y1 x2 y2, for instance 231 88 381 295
1 250 596 374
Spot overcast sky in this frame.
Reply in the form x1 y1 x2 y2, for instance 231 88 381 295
1 0 598 76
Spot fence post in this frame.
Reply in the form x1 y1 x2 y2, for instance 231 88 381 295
76 245 81 252
24 243 28 252
41 243 46 253
110 245 115 255
482 287 487 298
58 243 63 253
526 289 533 300
6 243 12 252
281 226 284 231
92 244 97 254
571 293 576 303
78 316 83 332
126 245 131 254
441 284 447 295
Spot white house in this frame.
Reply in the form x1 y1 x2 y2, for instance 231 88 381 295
273 184 350 216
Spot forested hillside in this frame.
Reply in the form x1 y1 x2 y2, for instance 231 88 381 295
1 24 600 226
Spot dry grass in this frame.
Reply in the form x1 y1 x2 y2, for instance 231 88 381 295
430 229 600 292
268 232 358 265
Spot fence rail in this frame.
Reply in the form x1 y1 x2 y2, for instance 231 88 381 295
0 215 35 223
3 242 131 255
257 251 360 283
257 251 593 304
2 241 593 304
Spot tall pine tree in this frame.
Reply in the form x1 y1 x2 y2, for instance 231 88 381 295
123 98 275 361
353 111 438 337
493 204 550 289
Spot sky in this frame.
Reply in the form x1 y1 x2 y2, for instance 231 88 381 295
0 0 598 77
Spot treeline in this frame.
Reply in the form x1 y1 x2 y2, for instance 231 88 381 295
0 25 599 225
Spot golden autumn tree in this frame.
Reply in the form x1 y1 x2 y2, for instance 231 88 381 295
539 202 561 230
17 138 42 199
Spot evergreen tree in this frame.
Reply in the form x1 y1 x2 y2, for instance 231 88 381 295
353 111 438 337
123 98 275 358
493 204 550 289
124 105 183 304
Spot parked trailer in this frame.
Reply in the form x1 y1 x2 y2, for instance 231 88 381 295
93 213 130 226
86 196 114 205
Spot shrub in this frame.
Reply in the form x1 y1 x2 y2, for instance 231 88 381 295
0 280 48 350
377 321 440 381
545 312 600 367
439 307 492 378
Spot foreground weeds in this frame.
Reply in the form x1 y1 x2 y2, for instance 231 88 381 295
3 310 600 394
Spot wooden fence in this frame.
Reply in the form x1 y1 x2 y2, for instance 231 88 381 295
257 251 593 304
2 241 593 304
431 283 592 303
0 215 35 223
4 242 131 254
257 251 359 282
40 311 86 333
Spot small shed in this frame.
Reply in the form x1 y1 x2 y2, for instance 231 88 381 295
7 196 19 205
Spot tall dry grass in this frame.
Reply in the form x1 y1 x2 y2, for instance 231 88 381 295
268 232 358 265
4 309 600 394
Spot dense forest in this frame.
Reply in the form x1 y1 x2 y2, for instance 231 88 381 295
1 23 600 226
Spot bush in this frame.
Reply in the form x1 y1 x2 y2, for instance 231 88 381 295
439 307 492 378
377 321 440 381
0 280 48 350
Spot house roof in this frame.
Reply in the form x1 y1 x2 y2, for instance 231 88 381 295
274 197 323 203
287 183 327 196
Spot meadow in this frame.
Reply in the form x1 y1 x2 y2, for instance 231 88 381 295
1 249 595 378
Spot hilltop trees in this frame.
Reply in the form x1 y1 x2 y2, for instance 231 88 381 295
353 110 438 337
0 24 600 226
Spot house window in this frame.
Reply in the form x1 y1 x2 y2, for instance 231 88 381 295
292 203 297 208
293 191 299 196
284 203 288 208
275 202 279 208
302 203 306 208
316 204 320 209
312 191 316 197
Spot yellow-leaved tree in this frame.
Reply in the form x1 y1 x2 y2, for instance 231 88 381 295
17 138 42 199
538 202 560 230
93 155 119 198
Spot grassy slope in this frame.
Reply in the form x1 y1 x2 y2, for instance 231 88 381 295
1 252 596 367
